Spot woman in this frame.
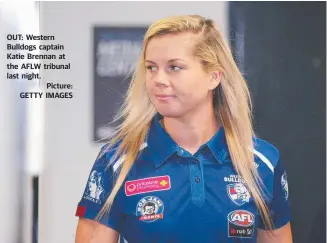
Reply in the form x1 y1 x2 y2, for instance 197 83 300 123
75 15 292 243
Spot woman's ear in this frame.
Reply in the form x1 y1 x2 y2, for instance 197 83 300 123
209 71 222 90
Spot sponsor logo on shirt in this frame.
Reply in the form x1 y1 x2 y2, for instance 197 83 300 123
227 183 251 206
125 175 171 196
136 196 164 223
83 170 104 204
228 210 255 238
281 172 289 200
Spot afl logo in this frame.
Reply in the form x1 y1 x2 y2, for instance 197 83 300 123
228 210 254 227
227 210 255 238
127 184 136 192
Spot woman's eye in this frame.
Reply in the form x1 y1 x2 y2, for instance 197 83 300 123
146 65 157 72
146 65 182 72
170 65 182 71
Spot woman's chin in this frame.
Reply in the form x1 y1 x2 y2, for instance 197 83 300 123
156 108 184 118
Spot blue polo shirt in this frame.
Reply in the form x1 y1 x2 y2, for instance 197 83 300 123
76 113 291 242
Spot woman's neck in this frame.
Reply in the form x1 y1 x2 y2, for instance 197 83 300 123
162 109 220 155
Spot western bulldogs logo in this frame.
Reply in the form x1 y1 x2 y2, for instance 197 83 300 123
227 183 251 206
136 196 164 223
84 170 104 204
281 172 289 200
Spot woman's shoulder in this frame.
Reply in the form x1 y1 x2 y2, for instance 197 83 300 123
95 140 148 173
93 141 123 170
253 137 280 172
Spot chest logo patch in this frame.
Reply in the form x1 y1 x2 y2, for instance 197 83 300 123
228 210 255 238
227 183 251 206
136 196 164 223
125 175 171 196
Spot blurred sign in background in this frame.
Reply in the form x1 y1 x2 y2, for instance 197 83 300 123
93 27 146 142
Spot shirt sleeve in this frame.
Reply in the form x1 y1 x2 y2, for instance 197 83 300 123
75 145 124 232
258 158 292 230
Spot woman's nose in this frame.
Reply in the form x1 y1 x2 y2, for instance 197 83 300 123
154 70 170 87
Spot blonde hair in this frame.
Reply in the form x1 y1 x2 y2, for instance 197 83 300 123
96 15 273 230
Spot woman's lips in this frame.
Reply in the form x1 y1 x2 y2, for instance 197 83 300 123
156 94 175 101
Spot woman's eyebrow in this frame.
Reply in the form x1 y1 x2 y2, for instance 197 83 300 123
144 59 185 64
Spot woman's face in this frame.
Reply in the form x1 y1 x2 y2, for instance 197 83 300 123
145 33 219 119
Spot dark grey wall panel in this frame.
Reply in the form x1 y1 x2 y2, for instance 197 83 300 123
229 2 326 243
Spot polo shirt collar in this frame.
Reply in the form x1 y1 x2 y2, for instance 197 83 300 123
146 113 179 168
206 125 231 164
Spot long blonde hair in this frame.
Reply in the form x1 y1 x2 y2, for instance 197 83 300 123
96 15 273 230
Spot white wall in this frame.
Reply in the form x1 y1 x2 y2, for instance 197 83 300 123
0 5 20 242
38 2 229 243
0 2 38 243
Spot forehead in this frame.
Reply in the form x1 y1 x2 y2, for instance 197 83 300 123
145 33 199 61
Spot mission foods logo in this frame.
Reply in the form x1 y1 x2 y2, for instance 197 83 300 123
125 175 171 196
228 210 255 238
